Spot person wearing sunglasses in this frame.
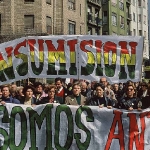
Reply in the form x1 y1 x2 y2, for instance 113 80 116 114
118 83 140 111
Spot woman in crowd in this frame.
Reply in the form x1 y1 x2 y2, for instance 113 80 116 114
36 84 63 105
137 82 150 109
21 85 37 105
16 86 24 103
88 83 115 109
118 83 141 110
65 82 87 105
0 85 20 104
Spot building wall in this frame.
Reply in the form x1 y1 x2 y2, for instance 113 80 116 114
0 0 86 38
130 0 149 59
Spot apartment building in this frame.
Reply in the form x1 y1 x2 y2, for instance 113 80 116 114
87 0 102 35
101 0 131 35
0 0 86 43
130 0 149 60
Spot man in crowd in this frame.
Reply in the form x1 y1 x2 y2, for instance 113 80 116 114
99 77 116 101
55 77 68 103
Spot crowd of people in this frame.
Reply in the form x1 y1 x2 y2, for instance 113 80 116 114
0 77 150 111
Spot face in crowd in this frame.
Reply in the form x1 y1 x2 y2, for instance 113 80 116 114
35 85 43 94
126 85 135 98
100 77 107 87
2 86 10 98
55 80 63 90
72 83 81 96
48 86 56 99
25 88 34 99
96 86 104 97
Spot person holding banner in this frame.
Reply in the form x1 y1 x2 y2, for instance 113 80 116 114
36 84 63 105
118 83 141 110
21 85 37 105
0 85 20 104
88 83 114 108
65 82 87 105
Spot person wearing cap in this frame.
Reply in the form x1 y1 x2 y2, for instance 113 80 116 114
137 82 150 109
88 83 116 108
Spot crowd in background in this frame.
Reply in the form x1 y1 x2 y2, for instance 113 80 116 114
0 77 150 111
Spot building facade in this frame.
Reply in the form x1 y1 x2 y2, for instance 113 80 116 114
87 0 102 35
102 0 131 35
0 0 86 43
130 0 149 59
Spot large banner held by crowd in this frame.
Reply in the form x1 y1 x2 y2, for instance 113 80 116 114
0 35 144 85
0 103 150 150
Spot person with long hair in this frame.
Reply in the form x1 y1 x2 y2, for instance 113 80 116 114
118 83 140 111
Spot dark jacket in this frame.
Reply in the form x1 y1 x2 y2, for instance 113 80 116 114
1 96 20 104
88 96 115 107
118 96 140 110
20 97 37 105
36 95 63 105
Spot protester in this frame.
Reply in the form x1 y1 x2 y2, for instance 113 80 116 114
21 85 37 105
0 85 20 104
65 82 87 105
33 82 48 102
16 86 25 103
99 77 116 100
88 83 115 109
10 83 18 98
81 81 92 99
36 84 63 105
112 83 124 101
55 77 68 103
118 83 140 111
137 82 150 109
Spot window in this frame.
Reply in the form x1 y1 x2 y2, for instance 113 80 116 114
144 31 146 38
46 0 51 4
24 15 34 29
143 0 145 7
139 30 142 36
68 0 75 10
133 29 136 36
103 11 107 24
68 21 75 35
138 14 141 22
119 0 124 10
133 13 135 21
46 16 52 34
24 0 34 2
138 0 141 6
120 16 124 28
143 15 146 24
132 0 135 6
112 12 117 26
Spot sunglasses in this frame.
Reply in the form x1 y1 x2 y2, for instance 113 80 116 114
127 88 134 91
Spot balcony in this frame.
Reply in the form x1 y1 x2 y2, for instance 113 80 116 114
126 0 131 5
127 30 132 36
87 0 101 7
87 13 102 27
127 13 132 21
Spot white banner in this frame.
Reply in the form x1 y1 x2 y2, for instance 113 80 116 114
0 35 144 85
0 103 150 150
